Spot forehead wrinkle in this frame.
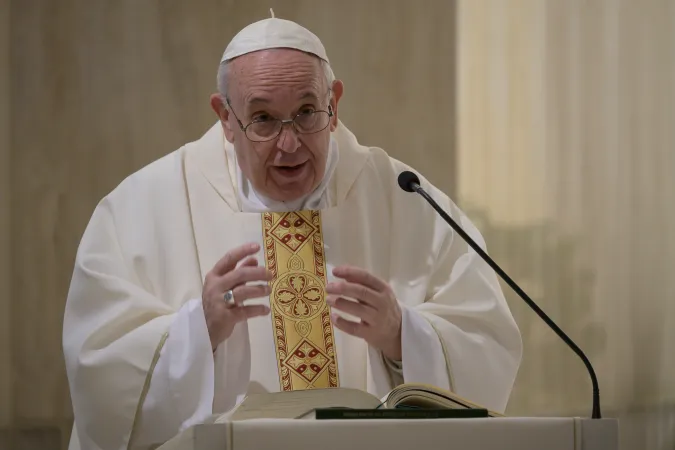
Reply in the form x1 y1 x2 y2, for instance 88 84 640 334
241 82 323 114
243 71 322 93
245 87 322 101
230 50 325 107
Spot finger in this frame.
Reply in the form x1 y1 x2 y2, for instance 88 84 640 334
238 256 259 268
231 257 262 292
330 312 367 338
212 243 260 276
232 284 272 305
327 295 377 324
218 266 273 291
229 304 271 323
242 304 271 319
332 266 390 292
326 281 380 308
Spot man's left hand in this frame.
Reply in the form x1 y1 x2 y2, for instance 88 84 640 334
326 266 402 361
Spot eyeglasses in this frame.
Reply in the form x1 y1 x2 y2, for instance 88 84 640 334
225 96 334 143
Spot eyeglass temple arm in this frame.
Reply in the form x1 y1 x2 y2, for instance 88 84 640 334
224 96 246 131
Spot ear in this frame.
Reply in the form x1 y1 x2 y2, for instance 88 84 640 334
210 93 235 143
328 80 344 132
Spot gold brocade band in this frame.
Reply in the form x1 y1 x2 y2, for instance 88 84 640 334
262 210 340 391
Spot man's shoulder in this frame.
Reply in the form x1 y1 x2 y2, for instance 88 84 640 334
105 123 220 203
341 140 456 231
363 147 414 177
83 145 191 231
359 147 405 187
354 144 446 203
334 123 414 193
334 122 442 195
105 144 190 204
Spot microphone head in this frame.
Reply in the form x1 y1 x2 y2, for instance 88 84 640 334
397 171 421 193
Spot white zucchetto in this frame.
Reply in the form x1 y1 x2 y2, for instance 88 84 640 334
221 10 329 64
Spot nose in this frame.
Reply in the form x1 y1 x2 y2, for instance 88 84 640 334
276 123 301 153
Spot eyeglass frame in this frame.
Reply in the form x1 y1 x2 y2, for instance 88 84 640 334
223 90 335 143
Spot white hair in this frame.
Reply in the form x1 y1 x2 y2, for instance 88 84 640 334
216 54 336 98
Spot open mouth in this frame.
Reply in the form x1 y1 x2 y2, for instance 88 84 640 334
275 161 307 175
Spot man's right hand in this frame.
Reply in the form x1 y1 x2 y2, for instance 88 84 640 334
202 242 272 351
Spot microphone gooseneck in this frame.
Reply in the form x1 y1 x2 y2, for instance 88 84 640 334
397 170 601 419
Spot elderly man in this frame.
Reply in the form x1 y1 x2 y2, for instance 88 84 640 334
63 16 522 450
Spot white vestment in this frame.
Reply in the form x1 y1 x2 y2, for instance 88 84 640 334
63 121 522 450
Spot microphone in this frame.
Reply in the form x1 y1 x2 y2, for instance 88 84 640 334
397 170 601 419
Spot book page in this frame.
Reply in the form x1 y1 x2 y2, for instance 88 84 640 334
217 387 383 422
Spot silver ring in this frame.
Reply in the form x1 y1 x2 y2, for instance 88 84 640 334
223 289 236 307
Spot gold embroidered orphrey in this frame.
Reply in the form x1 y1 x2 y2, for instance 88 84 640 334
262 210 340 391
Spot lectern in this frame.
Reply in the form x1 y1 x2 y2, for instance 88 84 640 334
157 417 618 450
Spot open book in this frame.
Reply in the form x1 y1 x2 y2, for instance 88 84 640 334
216 383 502 422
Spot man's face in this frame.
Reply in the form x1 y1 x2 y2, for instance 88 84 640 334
211 49 343 202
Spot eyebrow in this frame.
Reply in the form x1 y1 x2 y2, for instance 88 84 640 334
298 92 320 101
245 91 321 106
246 97 271 105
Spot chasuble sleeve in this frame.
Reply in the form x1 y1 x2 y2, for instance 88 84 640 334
62 197 198 450
134 297 217 448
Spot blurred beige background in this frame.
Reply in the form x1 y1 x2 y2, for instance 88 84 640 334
1 1 674 449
